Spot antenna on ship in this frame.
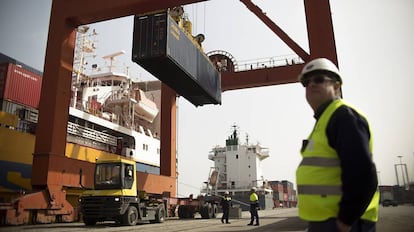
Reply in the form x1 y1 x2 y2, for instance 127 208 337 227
102 50 126 72
226 124 239 146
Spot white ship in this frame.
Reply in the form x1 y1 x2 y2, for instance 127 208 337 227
67 26 162 172
202 125 274 211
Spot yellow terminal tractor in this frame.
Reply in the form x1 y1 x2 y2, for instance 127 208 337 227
79 158 166 226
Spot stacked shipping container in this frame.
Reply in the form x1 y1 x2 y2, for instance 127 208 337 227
0 63 42 109
0 53 42 132
269 180 297 208
0 53 43 110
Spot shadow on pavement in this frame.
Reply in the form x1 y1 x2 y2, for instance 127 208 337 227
243 216 307 232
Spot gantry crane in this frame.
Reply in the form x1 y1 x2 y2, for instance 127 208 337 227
3 0 338 225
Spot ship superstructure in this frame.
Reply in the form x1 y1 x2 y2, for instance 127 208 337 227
202 126 273 211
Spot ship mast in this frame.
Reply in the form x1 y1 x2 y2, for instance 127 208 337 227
72 25 97 108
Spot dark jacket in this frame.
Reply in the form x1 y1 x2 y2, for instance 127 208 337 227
220 195 232 209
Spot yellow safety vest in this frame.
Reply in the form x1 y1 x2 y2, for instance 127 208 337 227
296 99 379 222
250 192 258 202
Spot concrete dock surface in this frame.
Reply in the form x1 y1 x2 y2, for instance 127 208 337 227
1 205 413 232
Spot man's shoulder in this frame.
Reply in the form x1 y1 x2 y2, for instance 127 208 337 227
334 104 367 121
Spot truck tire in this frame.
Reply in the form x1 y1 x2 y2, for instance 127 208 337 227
178 205 188 218
121 206 139 226
200 205 208 219
83 218 97 226
200 203 213 219
207 203 214 219
178 205 195 218
155 205 166 223
212 204 217 218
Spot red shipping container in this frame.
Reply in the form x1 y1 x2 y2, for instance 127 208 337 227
0 63 42 109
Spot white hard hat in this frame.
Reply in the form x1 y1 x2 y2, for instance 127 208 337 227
251 187 257 191
224 191 229 195
298 58 342 84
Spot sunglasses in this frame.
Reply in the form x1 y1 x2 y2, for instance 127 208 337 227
301 75 335 87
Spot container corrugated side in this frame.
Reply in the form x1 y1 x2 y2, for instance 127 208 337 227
132 12 221 106
1 63 42 109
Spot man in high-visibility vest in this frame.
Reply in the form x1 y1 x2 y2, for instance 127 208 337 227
247 187 259 226
296 58 379 232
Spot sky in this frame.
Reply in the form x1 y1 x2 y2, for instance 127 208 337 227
1 0 413 197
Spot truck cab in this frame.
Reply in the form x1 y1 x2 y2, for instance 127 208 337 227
79 158 165 226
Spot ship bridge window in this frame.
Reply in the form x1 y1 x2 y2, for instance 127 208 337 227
92 80 101 87
248 147 256 153
113 80 122 86
101 80 112 86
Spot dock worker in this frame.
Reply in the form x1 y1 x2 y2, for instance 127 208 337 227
220 191 232 224
296 58 379 232
247 187 259 226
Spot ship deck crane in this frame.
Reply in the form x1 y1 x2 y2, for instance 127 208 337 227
3 0 338 225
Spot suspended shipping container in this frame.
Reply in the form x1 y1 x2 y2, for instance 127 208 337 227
132 11 221 106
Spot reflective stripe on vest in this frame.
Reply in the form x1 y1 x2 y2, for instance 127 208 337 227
300 157 340 167
297 185 342 195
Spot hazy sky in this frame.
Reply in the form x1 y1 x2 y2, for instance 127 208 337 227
1 0 413 197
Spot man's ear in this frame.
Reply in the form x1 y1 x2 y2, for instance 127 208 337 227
334 82 342 97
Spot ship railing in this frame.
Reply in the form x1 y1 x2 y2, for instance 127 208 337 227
67 121 117 146
236 54 303 72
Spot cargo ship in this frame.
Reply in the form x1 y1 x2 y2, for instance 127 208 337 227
201 126 275 211
0 41 162 204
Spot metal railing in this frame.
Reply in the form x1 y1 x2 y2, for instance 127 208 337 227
235 54 303 72
67 121 117 146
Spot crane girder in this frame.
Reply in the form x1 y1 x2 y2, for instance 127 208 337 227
62 0 209 26
221 64 304 92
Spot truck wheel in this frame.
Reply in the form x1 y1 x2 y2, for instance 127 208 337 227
122 206 139 226
178 205 188 218
200 205 207 219
207 203 214 218
200 203 213 219
155 205 165 223
83 217 97 226
212 204 217 218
